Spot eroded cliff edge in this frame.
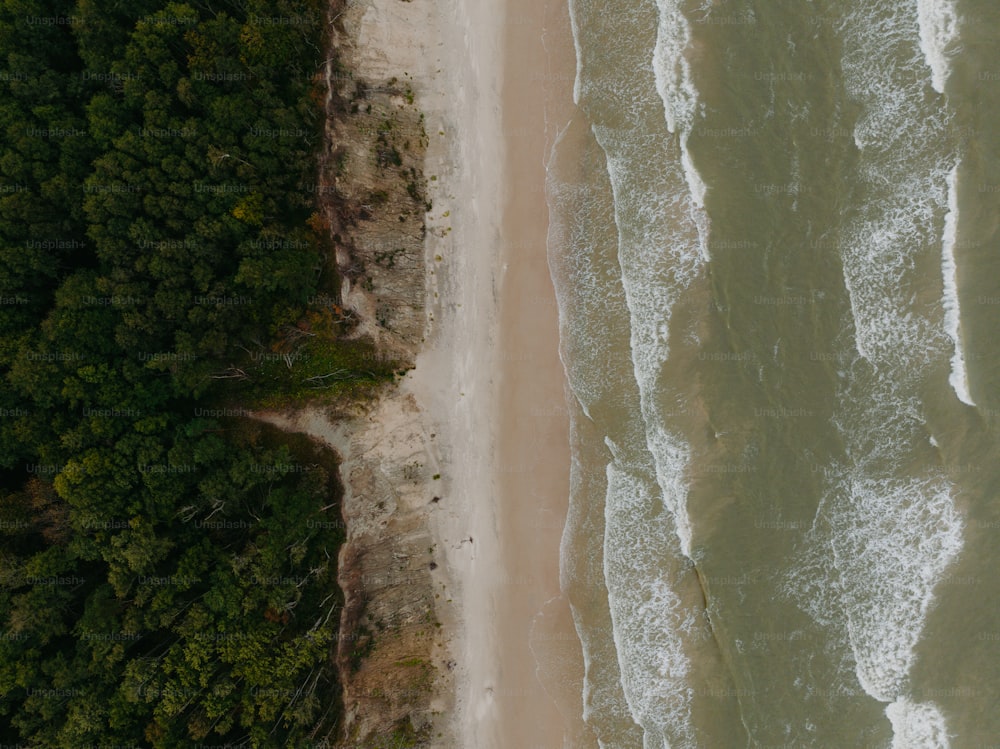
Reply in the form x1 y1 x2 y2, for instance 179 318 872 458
255 1 459 746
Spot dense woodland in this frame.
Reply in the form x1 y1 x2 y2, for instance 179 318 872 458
0 0 384 745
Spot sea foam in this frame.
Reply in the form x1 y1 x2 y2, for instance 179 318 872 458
593 122 702 561
830 471 963 701
886 698 952 749
589 117 702 745
917 0 961 94
941 164 974 406
650 0 697 136
546 117 655 748
603 456 694 749
652 0 710 261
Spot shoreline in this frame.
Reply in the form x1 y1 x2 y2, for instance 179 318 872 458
403 0 588 743
489 0 592 746
299 1 1000 746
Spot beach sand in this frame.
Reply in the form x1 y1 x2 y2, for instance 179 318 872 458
266 0 589 743
406 0 590 744
489 0 597 747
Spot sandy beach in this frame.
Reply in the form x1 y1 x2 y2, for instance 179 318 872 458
263 0 587 743
490 1 596 748
406 0 588 745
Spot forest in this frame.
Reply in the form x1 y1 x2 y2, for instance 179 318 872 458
0 0 382 745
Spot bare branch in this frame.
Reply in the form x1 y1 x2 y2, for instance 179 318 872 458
207 366 249 380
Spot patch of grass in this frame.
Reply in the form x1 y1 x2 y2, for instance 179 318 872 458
395 657 426 668
230 335 399 408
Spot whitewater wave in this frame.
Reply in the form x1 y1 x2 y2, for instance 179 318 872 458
546 117 655 748
554 0 973 744
603 455 696 749
830 471 963 701
593 122 702 561
887 697 952 749
917 0 961 94
547 148 699 745
561 0 714 743
940 164 974 406
652 0 710 260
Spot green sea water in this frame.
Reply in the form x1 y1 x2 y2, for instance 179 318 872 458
547 0 1000 746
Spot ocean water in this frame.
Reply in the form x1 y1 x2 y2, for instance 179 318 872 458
546 0 1000 746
